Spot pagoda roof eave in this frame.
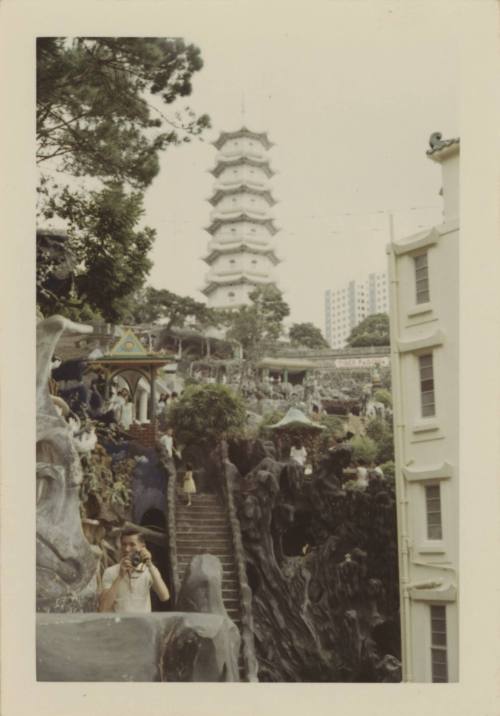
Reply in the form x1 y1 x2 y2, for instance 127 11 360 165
203 245 281 265
208 185 276 206
205 214 279 235
209 157 275 178
202 275 274 295
212 127 274 150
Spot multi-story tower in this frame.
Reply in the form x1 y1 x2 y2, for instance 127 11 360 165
201 128 280 308
387 134 459 682
324 272 389 348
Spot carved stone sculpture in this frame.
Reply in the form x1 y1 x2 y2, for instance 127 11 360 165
37 315 97 611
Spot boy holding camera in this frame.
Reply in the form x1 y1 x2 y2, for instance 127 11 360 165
99 528 170 613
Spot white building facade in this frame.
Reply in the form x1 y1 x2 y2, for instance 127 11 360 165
201 128 280 308
387 135 459 682
324 272 388 348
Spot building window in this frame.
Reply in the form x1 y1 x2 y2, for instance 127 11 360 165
228 291 235 301
414 252 430 304
419 353 435 417
425 484 443 539
430 605 448 682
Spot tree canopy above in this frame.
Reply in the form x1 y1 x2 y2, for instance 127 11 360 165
123 286 222 330
289 322 329 349
346 313 390 347
225 285 290 360
37 37 209 189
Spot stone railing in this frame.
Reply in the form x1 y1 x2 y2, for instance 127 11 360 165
221 459 259 682
162 452 181 600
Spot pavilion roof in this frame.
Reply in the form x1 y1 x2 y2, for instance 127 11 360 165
267 407 325 431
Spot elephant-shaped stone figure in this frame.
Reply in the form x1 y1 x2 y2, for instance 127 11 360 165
36 315 97 612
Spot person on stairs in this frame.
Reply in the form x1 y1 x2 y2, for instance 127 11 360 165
182 463 197 506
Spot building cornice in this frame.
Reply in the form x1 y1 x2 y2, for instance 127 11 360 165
397 329 444 354
403 461 453 482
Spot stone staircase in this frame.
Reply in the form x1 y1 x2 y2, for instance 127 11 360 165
175 492 244 677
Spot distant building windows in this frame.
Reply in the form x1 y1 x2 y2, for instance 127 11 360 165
425 484 443 539
430 605 448 682
414 252 430 303
419 353 435 417
228 291 235 301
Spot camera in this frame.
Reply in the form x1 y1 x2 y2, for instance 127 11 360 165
130 550 144 568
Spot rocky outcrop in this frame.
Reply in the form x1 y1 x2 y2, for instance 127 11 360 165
234 443 401 682
37 612 240 682
37 316 97 612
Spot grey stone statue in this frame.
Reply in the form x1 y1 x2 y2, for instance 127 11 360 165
36 315 97 611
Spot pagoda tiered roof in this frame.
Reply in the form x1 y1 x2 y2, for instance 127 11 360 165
212 127 274 150
208 185 276 207
202 242 281 265
202 274 274 296
205 214 279 236
209 156 275 178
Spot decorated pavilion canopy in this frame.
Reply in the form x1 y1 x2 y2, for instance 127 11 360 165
267 407 325 432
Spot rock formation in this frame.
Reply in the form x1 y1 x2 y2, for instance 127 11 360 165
232 441 401 682
36 316 97 612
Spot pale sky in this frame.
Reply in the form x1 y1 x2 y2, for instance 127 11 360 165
56 2 461 334
143 2 459 332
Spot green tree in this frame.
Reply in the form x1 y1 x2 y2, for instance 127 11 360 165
346 313 390 347
365 417 395 464
121 286 222 329
37 37 210 320
350 435 378 464
289 322 329 349
37 37 209 188
373 388 392 408
169 384 247 447
39 184 154 322
225 285 290 360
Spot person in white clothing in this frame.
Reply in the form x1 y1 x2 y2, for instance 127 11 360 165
355 460 369 487
290 440 307 468
99 528 170 613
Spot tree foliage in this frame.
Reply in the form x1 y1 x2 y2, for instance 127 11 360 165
37 37 209 187
38 185 154 322
225 285 290 360
346 313 390 347
37 37 210 321
350 435 378 464
373 388 392 408
169 384 247 446
289 322 329 349
121 286 221 329
365 417 395 464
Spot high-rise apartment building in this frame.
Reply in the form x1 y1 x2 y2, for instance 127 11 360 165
387 134 459 682
324 272 389 348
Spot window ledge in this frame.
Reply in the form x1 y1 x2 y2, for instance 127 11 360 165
417 542 446 555
407 303 433 318
412 419 440 434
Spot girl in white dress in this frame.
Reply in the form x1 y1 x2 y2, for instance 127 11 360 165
182 463 197 506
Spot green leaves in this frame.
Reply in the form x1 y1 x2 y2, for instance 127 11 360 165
169 384 247 446
225 285 290 360
289 322 329 349
346 313 390 347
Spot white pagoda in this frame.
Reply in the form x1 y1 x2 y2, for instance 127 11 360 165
201 128 280 308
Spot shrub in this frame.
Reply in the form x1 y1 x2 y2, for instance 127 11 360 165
169 384 246 447
373 389 392 408
350 435 378 464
